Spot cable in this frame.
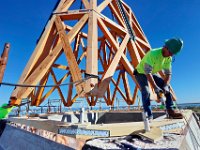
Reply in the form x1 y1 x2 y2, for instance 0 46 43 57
0 75 98 88
116 0 135 41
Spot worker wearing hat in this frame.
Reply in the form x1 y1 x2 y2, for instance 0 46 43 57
0 103 14 120
134 38 183 119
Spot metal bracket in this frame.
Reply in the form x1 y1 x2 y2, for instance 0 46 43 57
58 127 110 137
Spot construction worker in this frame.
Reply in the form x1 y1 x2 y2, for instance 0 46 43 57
0 103 14 119
134 38 183 119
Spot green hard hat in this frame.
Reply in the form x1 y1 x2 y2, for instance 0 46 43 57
165 38 183 55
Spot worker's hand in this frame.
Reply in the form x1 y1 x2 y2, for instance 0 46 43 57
154 86 163 94
163 84 170 94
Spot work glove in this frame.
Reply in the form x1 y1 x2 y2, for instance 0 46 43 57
154 86 163 94
163 84 170 94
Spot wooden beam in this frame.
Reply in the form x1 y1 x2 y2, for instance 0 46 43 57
122 72 132 101
52 64 69 70
108 3 125 27
99 14 127 37
60 0 75 12
107 85 111 105
98 17 134 76
55 16 84 96
50 69 67 106
127 40 141 68
82 0 90 9
111 78 127 101
40 72 70 105
98 33 130 96
85 0 98 94
16 0 69 85
65 25 88 39
135 41 146 58
60 12 86 20
67 77 73 106
135 37 151 49
34 71 50 106
0 43 10 83
10 40 63 104
67 14 89 43
131 86 139 104
111 71 122 105
97 0 113 13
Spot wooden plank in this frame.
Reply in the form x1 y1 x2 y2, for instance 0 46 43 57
55 16 84 96
133 127 163 143
85 1 98 94
67 14 89 43
97 0 113 13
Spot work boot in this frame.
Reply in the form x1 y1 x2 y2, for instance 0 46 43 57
167 109 183 119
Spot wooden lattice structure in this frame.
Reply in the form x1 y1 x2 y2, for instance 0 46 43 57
10 0 175 107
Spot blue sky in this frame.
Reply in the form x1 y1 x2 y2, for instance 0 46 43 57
0 0 199 106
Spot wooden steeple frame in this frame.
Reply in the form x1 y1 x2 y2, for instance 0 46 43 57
10 0 176 107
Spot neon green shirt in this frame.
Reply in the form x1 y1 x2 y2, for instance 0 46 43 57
0 104 14 119
136 48 172 74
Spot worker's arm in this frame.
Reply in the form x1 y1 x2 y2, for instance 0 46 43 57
163 57 172 86
146 74 157 89
163 68 172 93
164 74 171 85
144 63 162 93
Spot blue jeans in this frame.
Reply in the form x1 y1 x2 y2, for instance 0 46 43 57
134 72 174 118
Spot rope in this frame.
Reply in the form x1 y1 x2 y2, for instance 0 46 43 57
116 0 135 41
0 75 98 88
